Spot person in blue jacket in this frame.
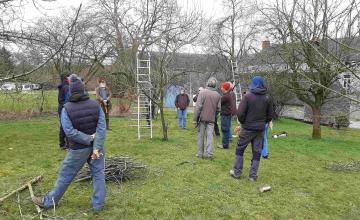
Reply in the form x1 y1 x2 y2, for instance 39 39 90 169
32 74 107 212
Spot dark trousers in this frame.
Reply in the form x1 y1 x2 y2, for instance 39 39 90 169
233 128 264 179
100 102 110 129
221 114 232 147
214 112 220 136
58 108 67 148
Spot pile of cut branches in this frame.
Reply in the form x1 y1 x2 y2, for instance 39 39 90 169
325 160 360 172
75 156 147 184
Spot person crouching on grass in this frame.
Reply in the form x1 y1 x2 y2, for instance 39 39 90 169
229 76 273 181
31 74 107 212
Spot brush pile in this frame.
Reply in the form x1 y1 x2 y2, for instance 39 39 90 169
75 156 147 184
325 160 360 172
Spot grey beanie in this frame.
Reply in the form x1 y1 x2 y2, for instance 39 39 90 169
207 77 217 88
69 74 84 94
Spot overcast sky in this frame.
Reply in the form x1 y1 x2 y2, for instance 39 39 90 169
13 0 227 53
20 0 225 21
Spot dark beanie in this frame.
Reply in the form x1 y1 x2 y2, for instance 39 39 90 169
69 74 84 94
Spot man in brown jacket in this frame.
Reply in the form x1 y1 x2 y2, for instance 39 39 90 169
193 77 221 160
95 78 112 130
175 89 190 129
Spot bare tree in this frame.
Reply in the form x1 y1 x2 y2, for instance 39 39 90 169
91 0 204 140
146 0 204 141
21 7 113 83
0 2 82 82
259 0 360 139
90 0 176 96
206 0 258 79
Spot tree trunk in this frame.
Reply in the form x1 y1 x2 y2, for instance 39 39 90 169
312 106 321 139
159 90 168 141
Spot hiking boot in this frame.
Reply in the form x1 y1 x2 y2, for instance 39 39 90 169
229 169 241 179
31 196 45 208
262 155 269 159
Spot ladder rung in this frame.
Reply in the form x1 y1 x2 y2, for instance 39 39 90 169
138 59 150 62
138 66 149 69
137 74 149 76
131 119 152 121
129 125 152 128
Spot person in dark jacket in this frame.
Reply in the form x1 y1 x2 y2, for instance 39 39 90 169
229 76 273 181
95 78 112 130
32 74 107 211
219 82 235 149
57 73 70 150
175 89 190 129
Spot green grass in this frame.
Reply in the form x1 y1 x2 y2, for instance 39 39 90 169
1 112 360 219
0 90 59 112
0 90 122 114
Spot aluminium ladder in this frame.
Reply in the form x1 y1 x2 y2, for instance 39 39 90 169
130 51 153 139
231 60 243 106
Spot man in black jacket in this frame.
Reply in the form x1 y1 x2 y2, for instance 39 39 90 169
57 73 70 149
230 76 273 181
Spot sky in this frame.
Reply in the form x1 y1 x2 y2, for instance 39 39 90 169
19 0 225 21
8 0 271 53
11 0 227 53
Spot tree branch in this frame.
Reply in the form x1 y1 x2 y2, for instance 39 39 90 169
0 4 82 82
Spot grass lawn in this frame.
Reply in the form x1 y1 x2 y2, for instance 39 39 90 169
1 111 360 219
0 90 59 113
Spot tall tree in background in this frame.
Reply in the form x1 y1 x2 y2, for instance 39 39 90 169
259 0 360 139
207 0 258 79
0 1 81 82
0 47 14 78
92 0 178 96
149 0 204 140
24 8 113 83
92 0 204 140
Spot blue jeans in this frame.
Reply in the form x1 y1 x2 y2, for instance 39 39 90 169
221 114 232 147
262 123 269 157
177 109 187 128
43 148 106 211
